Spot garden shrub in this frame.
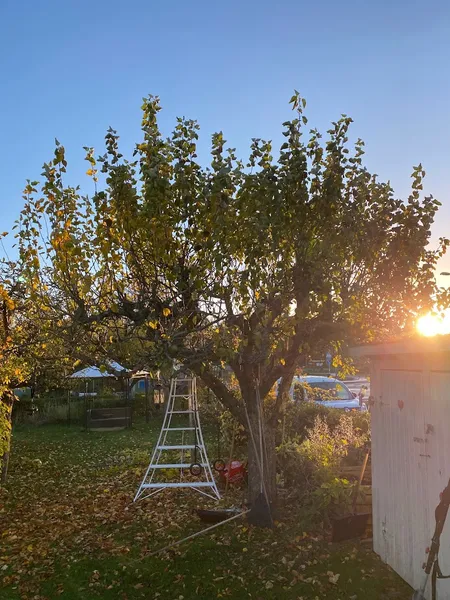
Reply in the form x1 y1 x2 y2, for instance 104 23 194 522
277 410 370 521
282 401 370 445
312 477 356 521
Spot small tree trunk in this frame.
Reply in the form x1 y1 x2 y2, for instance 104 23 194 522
0 391 14 484
245 404 277 525
1 448 10 484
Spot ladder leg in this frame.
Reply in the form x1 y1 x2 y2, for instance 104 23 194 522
191 486 222 500
148 379 176 483
180 429 185 481
193 378 221 499
134 378 175 501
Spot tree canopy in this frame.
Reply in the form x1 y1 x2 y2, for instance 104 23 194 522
0 260 31 479
0 254 75 481
9 92 448 502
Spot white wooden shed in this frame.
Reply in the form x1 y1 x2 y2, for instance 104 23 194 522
352 336 450 599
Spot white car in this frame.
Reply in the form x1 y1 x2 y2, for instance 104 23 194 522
289 375 366 411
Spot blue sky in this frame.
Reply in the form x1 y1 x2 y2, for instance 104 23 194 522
1 0 450 281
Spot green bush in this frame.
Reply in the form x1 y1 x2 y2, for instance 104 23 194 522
312 477 355 520
276 439 317 492
302 413 368 467
282 401 370 446
277 410 370 521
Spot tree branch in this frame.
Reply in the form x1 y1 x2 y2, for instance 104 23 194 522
188 363 244 423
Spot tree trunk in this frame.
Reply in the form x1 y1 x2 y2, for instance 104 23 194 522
245 402 277 526
0 391 14 484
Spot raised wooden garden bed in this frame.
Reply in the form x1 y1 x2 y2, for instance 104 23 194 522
86 406 132 430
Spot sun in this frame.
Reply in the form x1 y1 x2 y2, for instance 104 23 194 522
417 312 450 337
417 314 441 337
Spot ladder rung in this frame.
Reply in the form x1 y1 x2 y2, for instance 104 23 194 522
163 427 195 431
141 482 214 489
149 463 207 469
174 378 193 382
172 394 193 397
171 410 195 414
158 445 202 450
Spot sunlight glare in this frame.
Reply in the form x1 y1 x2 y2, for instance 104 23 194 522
417 312 450 337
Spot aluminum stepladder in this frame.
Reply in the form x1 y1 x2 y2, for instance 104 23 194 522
134 375 220 502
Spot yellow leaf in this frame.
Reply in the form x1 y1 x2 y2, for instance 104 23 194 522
328 571 340 584
148 321 158 330
162 307 171 317
280 358 286 366
86 169 94 176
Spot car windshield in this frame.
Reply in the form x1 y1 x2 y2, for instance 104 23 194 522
308 381 353 401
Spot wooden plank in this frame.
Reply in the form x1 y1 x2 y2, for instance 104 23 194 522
425 371 450 599
90 407 130 419
89 418 130 428
87 406 131 429
372 367 428 593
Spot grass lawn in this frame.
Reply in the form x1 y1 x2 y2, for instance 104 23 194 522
0 420 412 599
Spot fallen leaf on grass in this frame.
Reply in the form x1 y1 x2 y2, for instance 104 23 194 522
327 571 340 584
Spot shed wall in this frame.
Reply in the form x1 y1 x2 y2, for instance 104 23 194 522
371 354 450 598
